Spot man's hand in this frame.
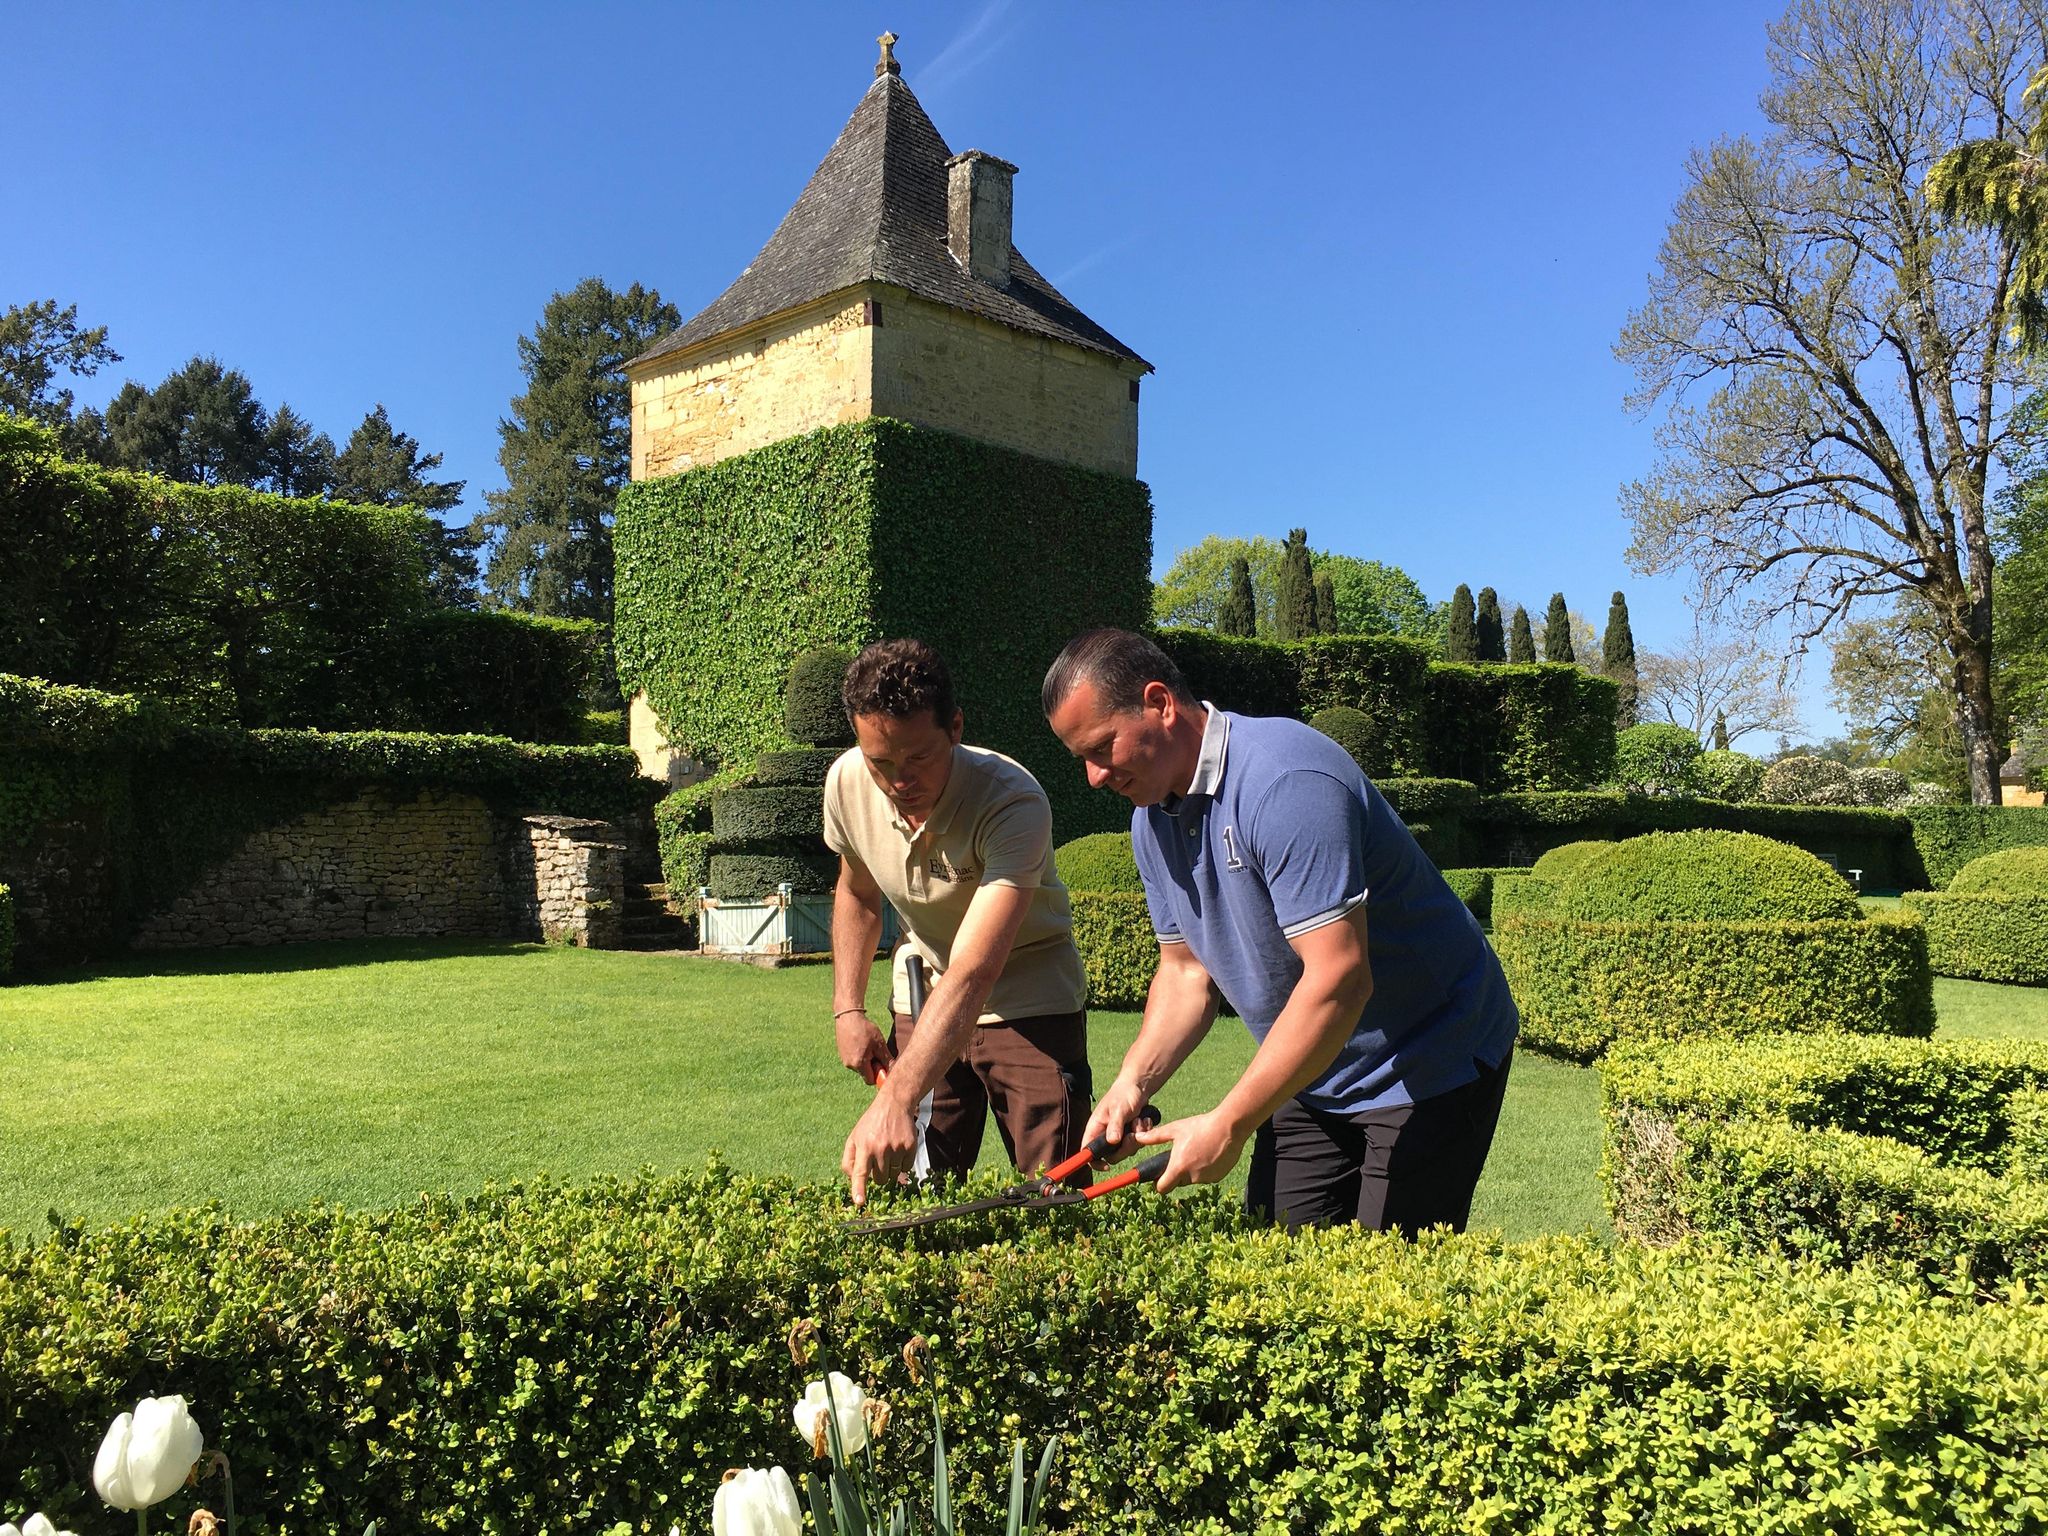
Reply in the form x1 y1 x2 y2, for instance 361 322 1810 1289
1083 1074 1155 1162
835 1009 893 1085
1133 1108 1249 1194
842 1089 921 1206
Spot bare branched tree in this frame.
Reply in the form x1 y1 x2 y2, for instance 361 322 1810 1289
1618 0 2048 802
1640 620 1805 744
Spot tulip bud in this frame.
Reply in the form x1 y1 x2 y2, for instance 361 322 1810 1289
94 1396 205 1511
792 1372 869 1460
712 1466 800 1536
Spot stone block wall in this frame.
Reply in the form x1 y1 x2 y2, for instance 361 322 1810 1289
131 789 506 951
505 815 626 948
0 813 119 969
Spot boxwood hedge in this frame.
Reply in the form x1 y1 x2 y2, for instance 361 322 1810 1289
1603 1035 2048 1284
1 1173 2045 1534
711 786 834 847
1903 804 2048 887
1899 892 2048 983
1054 833 1142 895
1069 891 1155 1009
2014 1088 2048 1182
1436 867 1526 924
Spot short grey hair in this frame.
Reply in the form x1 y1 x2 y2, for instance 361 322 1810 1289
1042 628 1198 717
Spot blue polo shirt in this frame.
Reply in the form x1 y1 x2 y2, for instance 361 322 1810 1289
1130 707 1517 1114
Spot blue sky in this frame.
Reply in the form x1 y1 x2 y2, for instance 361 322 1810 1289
10 0 1832 733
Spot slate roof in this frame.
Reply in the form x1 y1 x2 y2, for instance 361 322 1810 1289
632 72 1150 372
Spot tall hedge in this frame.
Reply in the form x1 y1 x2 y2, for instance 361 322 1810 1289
1 422 602 740
1905 804 2048 888
615 420 1152 838
1 1174 2045 1534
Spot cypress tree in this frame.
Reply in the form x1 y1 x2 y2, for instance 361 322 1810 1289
1604 590 1639 727
1218 556 1256 637
1445 584 1478 661
1508 604 1536 663
1475 586 1506 662
1275 528 1316 641
1713 710 1730 750
1313 570 1338 635
1543 592 1575 664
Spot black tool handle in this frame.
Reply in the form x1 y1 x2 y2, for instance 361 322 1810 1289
904 953 928 1021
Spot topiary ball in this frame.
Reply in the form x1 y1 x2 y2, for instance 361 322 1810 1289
1055 832 1144 893
1611 722 1703 795
1557 830 1861 924
1307 706 1378 773
1949 847 2048 894
1532 840 1616 885
783 647 856 748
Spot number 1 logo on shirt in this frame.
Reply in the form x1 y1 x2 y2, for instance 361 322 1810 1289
1221 824 1245 871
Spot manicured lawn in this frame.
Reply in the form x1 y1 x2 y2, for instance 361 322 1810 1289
0 940 1604 1240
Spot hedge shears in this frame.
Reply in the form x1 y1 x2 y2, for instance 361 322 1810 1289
844 1113 1168 1235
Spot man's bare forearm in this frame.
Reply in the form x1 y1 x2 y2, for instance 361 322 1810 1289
831 869 885 1015
1117 951 1218 1097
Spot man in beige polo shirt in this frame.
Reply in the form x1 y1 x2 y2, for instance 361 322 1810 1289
827 637 1091 1204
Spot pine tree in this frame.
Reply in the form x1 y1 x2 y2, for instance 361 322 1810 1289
1274 528 1317 641
1475 587 1506 662
1508 604 1536 663
1313 570 1338 635
1218 556 1257 637
334 405 476 606
476 278 680 621
1605 590 1640 727
101 357 269 486
1445 584 1478 661
1544 592 1575 664
262 404 337 498
0 299 120 426
1713 709 1731 750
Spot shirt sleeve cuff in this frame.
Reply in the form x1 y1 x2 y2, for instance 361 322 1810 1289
1279 889 1366 940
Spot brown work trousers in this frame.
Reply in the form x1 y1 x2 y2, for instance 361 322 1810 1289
889 1009 1092 1185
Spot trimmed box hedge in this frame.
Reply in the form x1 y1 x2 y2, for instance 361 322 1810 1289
1904 803 2048 888
1603 1035 2048 1284
707 851 838 899
1436 867 1524 925
1901 891 2048 984
1069 890 1155 1009
2013 1088 2048 1182
711 785 835 847
2 1173 2046 1533
753 749 840 788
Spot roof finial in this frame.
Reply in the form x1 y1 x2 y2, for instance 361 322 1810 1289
877 31 901 78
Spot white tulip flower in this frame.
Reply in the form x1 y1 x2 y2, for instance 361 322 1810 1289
5 1516 78 1536
793 1372 868 1458
93 1395 205 1510
712 1466 800 1536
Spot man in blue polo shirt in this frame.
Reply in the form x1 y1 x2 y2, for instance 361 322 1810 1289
1042 628 1518 1232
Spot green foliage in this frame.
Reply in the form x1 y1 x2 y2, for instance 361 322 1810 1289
1310 569 1336 635
1602 591 1637 727
1474 586 1505 662
710 852 837 898
1311 554 1434 637
1152 535 1281 637
478 278 680 621
1273 528 1314 642
1531 840 1615 885
0 299 119 426
331 403 476 606
785 646 857 747
1849 764 1911 807
616 420 1151 840
1306 705 1375 772
1495 903 1932 1061
1927 63 2048 350
1694 748 1763 802
1444 582 1477 661
1603 1033 2048 1282
1217 555 1255 638
1951 846 2048 893
2011 1087 2048 1181
1053 832 1142 894
1291 636 1436 772
1 1173 2046 1532
383 609 610 741
0 883 12 981
1373 777 1479 821
1610 721 1703 795
712 786 830 847
1423 663 1619 791
1905 805 2048 887
1068 891 1155 1008
1900 892 2048 984
755 749 841 787
654 764 753 913
1507 603 1536 663
1559 830 1861 924
1438 867 1525 924
1542 592 1574 664
1149 628 1301 717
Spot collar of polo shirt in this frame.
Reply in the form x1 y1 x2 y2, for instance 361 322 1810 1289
888 742 968 840
1162 703 1228 816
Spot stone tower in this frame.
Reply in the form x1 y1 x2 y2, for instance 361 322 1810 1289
617 34 1153 831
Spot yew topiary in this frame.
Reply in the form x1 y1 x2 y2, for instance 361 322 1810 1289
1557 830 1861 924
1055 832 1143 893
1307 705 1377 773
1532 840 1615 885
1948 846 2048 893
1694 749 1765 803
783 647 856 748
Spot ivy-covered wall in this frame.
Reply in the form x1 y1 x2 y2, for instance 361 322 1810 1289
616 418 1153 835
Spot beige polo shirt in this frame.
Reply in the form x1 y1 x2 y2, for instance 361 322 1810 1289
823 743 1087 1022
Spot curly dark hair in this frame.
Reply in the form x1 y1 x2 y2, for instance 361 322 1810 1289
841 638 959 727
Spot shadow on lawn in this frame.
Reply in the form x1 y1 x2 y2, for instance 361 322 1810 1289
21 936 553 984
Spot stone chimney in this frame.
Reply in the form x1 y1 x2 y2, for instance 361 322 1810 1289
947 149 1018 286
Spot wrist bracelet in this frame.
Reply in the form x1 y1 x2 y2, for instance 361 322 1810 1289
833 1006 869 1019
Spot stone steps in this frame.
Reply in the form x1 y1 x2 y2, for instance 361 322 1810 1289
617 880 695 951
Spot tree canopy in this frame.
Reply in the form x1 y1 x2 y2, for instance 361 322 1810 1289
0 300 119 427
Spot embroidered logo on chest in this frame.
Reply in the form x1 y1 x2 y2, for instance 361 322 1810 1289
1220 825 1246 871
927 854 979 883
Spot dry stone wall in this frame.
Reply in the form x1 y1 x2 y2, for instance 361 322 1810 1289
127 791 627 952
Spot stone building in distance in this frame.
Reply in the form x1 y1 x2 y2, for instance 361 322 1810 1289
619 32 1153 809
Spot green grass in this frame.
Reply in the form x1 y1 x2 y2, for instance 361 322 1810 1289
0 940 1604 1242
